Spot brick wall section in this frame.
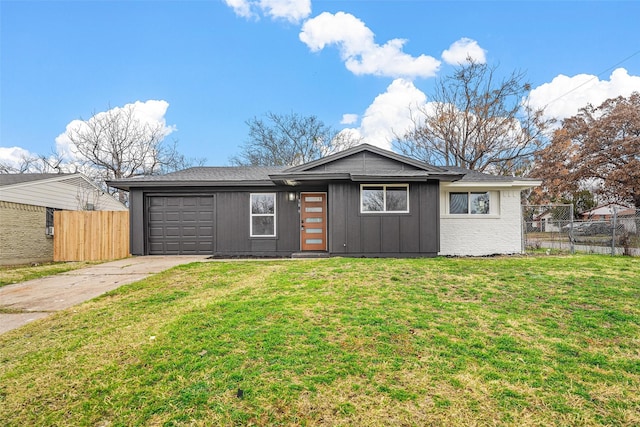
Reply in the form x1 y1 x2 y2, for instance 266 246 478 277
0 201 53 265
439 190 524 256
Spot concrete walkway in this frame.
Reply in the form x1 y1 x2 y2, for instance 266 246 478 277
0 256 209 335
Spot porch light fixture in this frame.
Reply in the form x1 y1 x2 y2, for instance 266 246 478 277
287 192 297 202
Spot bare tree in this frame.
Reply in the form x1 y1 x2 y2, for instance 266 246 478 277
63 104 193 202
230 112 361 166
0 153 37 173
394 59 551 175
0 151 65 174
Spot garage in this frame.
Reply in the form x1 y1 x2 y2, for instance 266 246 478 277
146 196 215 255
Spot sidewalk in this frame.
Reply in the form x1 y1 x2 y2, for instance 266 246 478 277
0 256 209 335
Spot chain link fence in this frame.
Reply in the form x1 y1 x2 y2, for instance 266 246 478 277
523 205 640 256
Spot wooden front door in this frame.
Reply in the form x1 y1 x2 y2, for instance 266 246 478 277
301 192 327 251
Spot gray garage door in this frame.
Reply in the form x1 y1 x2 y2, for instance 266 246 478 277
147 196 215 255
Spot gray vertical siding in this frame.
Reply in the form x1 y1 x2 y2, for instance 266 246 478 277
128 181 440 257
276 192 300 251
328 181 440 257
308 151 420 172
215 192 249 253
381 217 400 253
217 191 300 255
418 180 440 253
129 190 145 256
129 188 301 256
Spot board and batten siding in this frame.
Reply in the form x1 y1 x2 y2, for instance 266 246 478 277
215 191 299 256
439 189 523 256
328 181 440 257
129 189 301 256
307 151 421 173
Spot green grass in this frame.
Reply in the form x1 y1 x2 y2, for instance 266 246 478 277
1 255 639 426
0 261 95 287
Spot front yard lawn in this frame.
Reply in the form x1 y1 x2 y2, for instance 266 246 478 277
0 261 94 288
1 255 639 426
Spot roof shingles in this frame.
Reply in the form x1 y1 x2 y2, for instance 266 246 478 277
0 173 70 186
118 167 286 182
106 147 538 190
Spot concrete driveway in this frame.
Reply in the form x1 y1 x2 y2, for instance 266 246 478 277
0 256 209 335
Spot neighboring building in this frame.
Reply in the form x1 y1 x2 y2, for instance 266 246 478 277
580 203 635 220
108 144 540 258
531 209 564 233
0 173 127 265
581 203 638 234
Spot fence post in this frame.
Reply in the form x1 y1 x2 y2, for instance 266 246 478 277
611 208 617 256
521 205 526 254
569 204 575 254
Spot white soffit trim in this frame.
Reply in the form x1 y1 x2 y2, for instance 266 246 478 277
442 180 542 189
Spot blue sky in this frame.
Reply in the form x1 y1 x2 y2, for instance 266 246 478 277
2 0 640 169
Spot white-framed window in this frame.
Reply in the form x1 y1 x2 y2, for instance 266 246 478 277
361 184 409 213
250 193 276 237
449 192 490 215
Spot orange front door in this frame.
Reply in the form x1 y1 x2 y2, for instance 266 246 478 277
301 193 327 251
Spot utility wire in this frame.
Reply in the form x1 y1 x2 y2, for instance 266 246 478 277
543 49 640 108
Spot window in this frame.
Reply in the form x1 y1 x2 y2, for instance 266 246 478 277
449 192 490 214
250 193 276 237
361 184 409 213
45 207 59 236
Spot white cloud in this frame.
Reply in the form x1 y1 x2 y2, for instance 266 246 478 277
300 12 440 79
340 113 358 125
441 38 486 65
263 0 311 22
0 146 36 170
55 100 176 163
341 78 427 150
224 0 253 19
224 0 311 23
528 68 640 121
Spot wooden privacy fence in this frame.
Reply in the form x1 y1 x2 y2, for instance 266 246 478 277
54 211 130 261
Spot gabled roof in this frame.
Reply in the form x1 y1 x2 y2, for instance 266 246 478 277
124 166 284 182
0 173 71 186
0 173 100 191
282 143 447 173
0 173 127 211
107 167 285 190
107 143 541 190
581 203 635 217
269 143 464 184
